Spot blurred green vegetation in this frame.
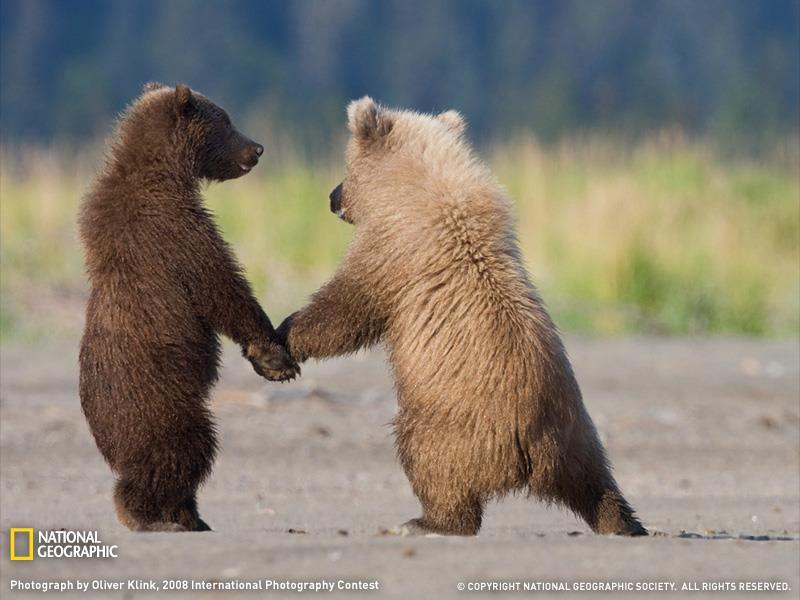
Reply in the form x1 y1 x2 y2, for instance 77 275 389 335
1 134 797 341
1 2 797 344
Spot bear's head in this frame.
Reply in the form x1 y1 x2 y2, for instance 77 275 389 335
330 96 467 225
132 83 263 182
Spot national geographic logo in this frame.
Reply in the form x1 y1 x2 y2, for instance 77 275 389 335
9 528 33 561
9 528 118 560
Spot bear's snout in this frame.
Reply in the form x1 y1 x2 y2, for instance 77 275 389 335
238 143 263 171
330 183 345 219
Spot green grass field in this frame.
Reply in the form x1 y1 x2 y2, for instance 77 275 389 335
1 134 797 341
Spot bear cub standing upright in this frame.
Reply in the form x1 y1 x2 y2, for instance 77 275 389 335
278 98 646 537
79 83 298 532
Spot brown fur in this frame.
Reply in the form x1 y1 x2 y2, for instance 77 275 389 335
79 83 298 532
278 97 646 537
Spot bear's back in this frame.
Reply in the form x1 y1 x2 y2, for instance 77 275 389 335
384 183 570 403
79 181 213 350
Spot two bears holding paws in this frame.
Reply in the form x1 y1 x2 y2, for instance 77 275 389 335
79 83 646 537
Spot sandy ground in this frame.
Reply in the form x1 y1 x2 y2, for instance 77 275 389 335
0 337 798 599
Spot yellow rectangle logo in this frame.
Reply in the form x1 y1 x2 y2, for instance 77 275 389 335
10 528 34 560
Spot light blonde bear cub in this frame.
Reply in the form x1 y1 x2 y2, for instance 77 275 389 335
278 97 647 537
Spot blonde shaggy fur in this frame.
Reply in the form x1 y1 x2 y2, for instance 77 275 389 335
278 97 646 537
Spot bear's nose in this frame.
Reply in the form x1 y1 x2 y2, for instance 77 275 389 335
241 144 263 168
330 183 343 216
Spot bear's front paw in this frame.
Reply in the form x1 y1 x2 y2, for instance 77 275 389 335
245 342 300 382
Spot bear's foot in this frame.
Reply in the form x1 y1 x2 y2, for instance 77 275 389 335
137 521 189 533
170 512 212 532
384 520 440 537
624 522 649 536
601 518 648 537
590 491 648 536
386 518 478 537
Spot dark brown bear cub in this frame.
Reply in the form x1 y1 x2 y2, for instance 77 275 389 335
79 83 298 532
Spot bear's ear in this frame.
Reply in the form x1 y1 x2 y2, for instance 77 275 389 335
142 81 164 93
437 110 466 136
175 84 195 115
347 96 393 141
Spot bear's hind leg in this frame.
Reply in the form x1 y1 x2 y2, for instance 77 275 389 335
582 486 647 536
535 426 647 536
401 480 484 536
114 478 189 532
395 419 485 536
114 478 212 532
113 417 215 534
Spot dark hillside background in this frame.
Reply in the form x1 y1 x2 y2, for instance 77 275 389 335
1 0 798 147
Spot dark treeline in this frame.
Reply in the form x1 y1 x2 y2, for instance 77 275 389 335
1 0 798 147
